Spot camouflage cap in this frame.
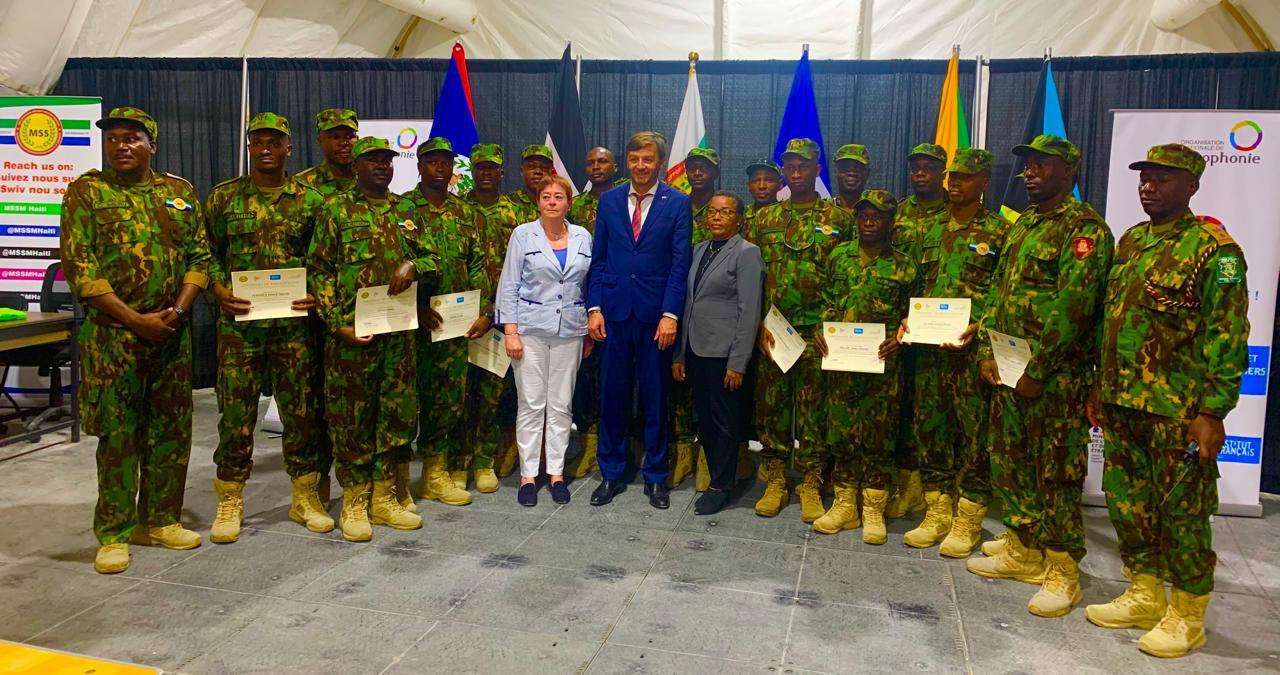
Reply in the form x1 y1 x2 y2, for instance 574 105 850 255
315 108 358 132
417 137 455 156
1128 143 1205 178
854 189 897 214
96 106 158 140
522 144 553 162
907 142 947 164
781 138 821 161
745 158 781 177
834 143 870 165
686 147 720 166
352 136 395 159
470 143 504 165
247 112 289 135
948 147 993 175
1012 134 1081 166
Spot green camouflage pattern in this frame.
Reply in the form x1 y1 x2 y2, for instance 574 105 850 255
353 136 394 158
686 147 719 165
506 189 541 225
907 143 947 164
315 108 358 132
97 106 158 140
247 112 289 135
1013 134 1080 166
1128 143 1206 178
691 201 712 245
833 143 869 164
948 148 993 175
741 201 774 240
522 144 553 161
295 161 355 196
570 192 600 234
783 138 821 161
418 137 455 155
893 195 948 255
855 189 896 213
745 159 780 177
470 143 503 165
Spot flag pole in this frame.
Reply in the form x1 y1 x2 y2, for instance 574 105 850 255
688 51 698 76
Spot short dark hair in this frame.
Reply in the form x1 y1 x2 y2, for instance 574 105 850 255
626 131 668 161
709 191 744 218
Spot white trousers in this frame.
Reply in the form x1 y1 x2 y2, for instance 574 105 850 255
511 334 583 478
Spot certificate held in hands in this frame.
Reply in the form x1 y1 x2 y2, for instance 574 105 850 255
988 329 1031 388
904 297 971 346
430 289 481 342
762 304 806 374
468 328 511 377
232 268 308 322
821 322 886 374
354 282 418 337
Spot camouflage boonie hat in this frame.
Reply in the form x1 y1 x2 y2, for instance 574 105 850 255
854 189 897 214
1129 143 1205 178
948 148 993 175
907 142 947 164
522 144 553 162
1013 134 1081 166
470 143 503 165
96 106 158 140
352 136 395 159
745 158 781 177
781 138 821 161
315 108 358 132
417 137 455 156
834 143 869 165
247 112 289 135
686 147 720 166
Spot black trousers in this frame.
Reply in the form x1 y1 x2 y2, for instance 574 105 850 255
687 351 742 491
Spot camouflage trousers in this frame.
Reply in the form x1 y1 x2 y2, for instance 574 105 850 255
756 329 826 470
309 317 334 481
989 372 1090 559
571 347 601 434
1101 403 1218 595
670 378 697 444
895 348 920 471
416 330 470 460
325 331 417 487
213 319 321 482
464 365 515 471
80 322 193 545
826 362 900 489
914 349 992 502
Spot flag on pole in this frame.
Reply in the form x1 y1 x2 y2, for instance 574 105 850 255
934 46 972 163
773 48 829 198
545 45 588 195
665 53 708 194
428 42 479 194
998 55 1078 221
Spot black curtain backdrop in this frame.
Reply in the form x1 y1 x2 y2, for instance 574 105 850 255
51 53 1280 492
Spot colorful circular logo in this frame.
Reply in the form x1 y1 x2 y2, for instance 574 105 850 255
396 128 418 149
1229 120 1262 152
15 108 63 156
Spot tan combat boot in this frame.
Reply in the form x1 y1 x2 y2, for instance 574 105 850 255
210 478 245 544
939 497 986 558
370 478 423 530
132 523 202 550
903 491 953 548
474 466 499 493
884 469 911 519
495 428 519 477
449 470 468 491
1138 588 1209 658
339 483 373 542
813 483 860 534
670 440 696 486
861 488 889 545
695 448 711 492
754 458 789 517
1028 550 1082 617
567 431 599 478
289 472 336 533
94 543 129 574
1085 572 1167 630
965 530 1046 584
981 530 1009 557
796 469 825 523
392 462 417 512
420 454 473 506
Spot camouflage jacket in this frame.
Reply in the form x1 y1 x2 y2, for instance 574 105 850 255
691 199 712 245
396 186 492 311
894 195 949 258
570 192 600 234
60 168 211 314
308 190 438 334
978 194 1114 382
506 189 540 224
750 199 852 328
205 175 325 328
915 207 1011 327
742 201 776 242
295 161 355 197
467 193 525 288
1101 210 1249 419
823 241 917 327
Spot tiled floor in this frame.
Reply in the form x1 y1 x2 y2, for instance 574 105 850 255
1 390 1278 674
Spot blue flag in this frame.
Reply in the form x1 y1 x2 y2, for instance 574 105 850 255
1000 56 1079 219
773 50 829 197
428 43 479 154
1042 61 1081 200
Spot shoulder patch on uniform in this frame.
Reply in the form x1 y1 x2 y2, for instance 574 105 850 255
1071 236 1096 260
1216 255 1242 284
210 175 243 193
1200 220 1235 246
162 172 194 188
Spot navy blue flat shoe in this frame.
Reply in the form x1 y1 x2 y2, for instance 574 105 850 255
550 481 570 505
517 483 538 507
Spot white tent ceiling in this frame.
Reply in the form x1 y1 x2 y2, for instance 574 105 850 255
0 0 1275 95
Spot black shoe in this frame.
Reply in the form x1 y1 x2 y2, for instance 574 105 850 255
644 482 670 510
550 481 571 505
694 489 729 515
517 483 538 507
590 480 620 506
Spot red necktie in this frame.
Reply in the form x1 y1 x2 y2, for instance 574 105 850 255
631 192 650 239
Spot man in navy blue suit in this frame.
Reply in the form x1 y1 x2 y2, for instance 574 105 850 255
586 131 693 509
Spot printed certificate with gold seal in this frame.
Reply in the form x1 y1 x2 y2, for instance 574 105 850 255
903 297 971 346
231 268 308 322
429 289 481 342
354 282 418 337
820 322 886 374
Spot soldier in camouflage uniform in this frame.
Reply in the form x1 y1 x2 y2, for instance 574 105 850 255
61 107 211 574
1083 144 1248 658
829 143 870 212
751 138 852 522
686 147 720 244
507 144 553 223
205 113 333 544
308 136 438 542
813 190 916 544
569 146 618 234
899 149 1009 556
399 138 493 506
966 135 1114 620
743 159 781 238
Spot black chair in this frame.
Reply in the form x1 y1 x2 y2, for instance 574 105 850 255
0 263 76 417
0 291 29 413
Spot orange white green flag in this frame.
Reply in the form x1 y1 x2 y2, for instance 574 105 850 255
935 46 971 165
664 55 707 194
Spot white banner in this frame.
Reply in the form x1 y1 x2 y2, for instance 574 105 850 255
359 119 473 197
1097 109 1276 517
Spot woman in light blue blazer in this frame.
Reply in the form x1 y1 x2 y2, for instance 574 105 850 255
495 175 593 507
